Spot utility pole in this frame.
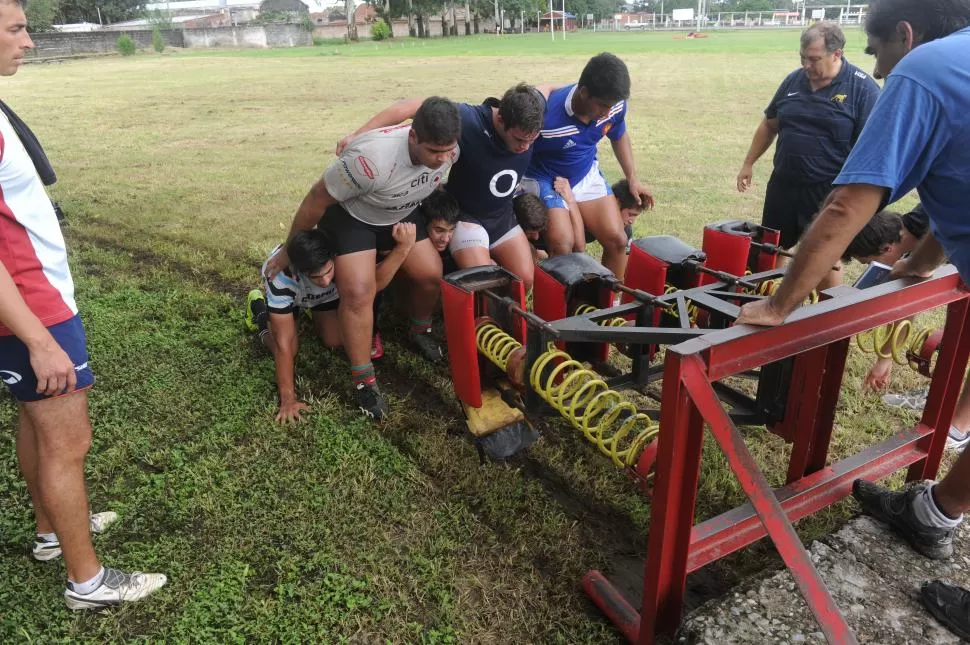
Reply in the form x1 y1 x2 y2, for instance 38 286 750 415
494 0 499 34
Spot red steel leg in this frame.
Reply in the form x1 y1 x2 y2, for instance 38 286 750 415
785 346 829 483
681 354 858 645
582 570 640 643
909 298 970 481
806 338 850 474
639 351 707 643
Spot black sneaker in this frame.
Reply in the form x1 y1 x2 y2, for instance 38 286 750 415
409 329 445 364
920 580 970 640
852 479 956 560
356 381 388 421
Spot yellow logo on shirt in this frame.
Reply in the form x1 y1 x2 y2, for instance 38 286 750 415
832 94 847 104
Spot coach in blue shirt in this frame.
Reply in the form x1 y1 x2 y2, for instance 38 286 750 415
737 1 970 638
737 21 880 289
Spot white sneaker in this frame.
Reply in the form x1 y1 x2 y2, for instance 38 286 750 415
64 567 167 610
32 511 119 562
946 426 970 453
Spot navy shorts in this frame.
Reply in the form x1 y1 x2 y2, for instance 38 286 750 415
0 315 95 402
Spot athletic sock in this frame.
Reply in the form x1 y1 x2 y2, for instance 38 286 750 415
37 532 57 543
409 318 432 337
68 566 105 595
351 363 376 387
913 484 964 528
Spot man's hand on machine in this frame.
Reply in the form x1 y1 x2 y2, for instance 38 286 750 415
889 256 936 281
735 297 789 328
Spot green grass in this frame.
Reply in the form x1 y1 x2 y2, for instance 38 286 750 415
0 30 936 641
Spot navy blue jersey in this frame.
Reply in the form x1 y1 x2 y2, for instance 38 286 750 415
765 59 880 183
445 101 534 217
527 84 627 184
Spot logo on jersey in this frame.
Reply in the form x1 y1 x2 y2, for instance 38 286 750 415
562 140 577 150
854 70 868 79
602 123 612 138
340 160 364 190
832 94 847 104
411 172 443 188
0 370 23 385
489 169 519 198
355 156 378 180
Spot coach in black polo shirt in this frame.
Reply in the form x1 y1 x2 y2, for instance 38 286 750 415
737 21 881 289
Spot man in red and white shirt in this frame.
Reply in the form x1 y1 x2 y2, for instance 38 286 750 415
0 0 166 609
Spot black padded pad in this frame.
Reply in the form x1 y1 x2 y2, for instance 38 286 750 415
632 236 706 266
443 264 517 291
538 252 614 287
707 220 759 237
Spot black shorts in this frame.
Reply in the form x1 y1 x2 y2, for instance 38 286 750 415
319 203 428 256
761 174 833 249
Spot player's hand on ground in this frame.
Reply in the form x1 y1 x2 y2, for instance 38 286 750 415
889 257 935 280
735 298 787 328
28 338 77 396
628 177 655 210
392 222 417 250
276 400 311 425
335 134 356 156
264 247 289 280
862 357 893 391
737 163 754 193
553 176 576 204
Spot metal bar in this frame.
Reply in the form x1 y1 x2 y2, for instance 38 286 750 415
679 354 857 645
909 297 970 481
685 291 741 319
688 424 931 572
806 338 850 474
613 282 676 310
639 353 707 643
582 571 641 643
480 289 560 335
549 323 709 345
679 268 967 381
784 346 829 483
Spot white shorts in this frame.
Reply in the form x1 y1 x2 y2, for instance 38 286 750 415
520 160 613 210
449 221 524 252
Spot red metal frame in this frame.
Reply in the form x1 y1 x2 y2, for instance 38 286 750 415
584 267 970 644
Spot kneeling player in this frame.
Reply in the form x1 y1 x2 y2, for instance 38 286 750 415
248 225 416 423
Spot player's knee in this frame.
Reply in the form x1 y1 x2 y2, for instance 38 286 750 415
600 230 627 254
340 281 376 308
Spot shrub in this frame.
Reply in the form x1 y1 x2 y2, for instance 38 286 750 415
370 19 391 41
117 34 136 56
151 26 165 53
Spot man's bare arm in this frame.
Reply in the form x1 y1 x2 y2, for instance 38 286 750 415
0 261 76 394
336 99 423 154
770 184 888 315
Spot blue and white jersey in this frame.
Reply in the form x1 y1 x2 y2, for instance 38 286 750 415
260 245 338 313
445 100 535 218
527 84 627 185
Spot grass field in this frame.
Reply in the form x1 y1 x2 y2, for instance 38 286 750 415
0 30 939 642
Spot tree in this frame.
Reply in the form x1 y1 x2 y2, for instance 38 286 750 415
26 0 59 32
345 0 358 39
56 0 142 24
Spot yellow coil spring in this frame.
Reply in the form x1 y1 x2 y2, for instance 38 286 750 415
751 278 820 305
663 285 699 323
574 304 628 327
476 323 522 371
529 348 659 469
856 320 937 370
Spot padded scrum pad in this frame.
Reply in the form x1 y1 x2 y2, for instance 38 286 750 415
444 264 514 290
537 252 614 288
631 236 706 266
708 220 759 237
